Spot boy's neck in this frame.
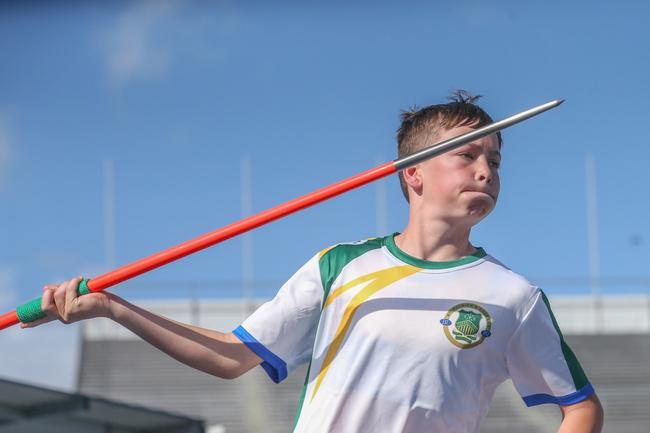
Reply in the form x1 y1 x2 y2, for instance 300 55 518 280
395 218 476 263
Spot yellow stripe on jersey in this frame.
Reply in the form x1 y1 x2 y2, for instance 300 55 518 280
310 264 421 402
324 266 404 308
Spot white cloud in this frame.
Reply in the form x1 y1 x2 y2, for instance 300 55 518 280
102 0 238 91
104 0 180 90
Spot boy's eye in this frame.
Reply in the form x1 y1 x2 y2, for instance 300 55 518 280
459 152 500 168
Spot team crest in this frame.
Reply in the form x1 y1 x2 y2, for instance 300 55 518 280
440 303 492 349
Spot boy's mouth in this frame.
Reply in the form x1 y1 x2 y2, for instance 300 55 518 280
463 190 496 200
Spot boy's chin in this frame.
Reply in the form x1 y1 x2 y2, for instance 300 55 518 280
465 203 494 221
439 206 493 227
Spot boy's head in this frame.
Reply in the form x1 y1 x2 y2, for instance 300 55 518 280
397 90 502 224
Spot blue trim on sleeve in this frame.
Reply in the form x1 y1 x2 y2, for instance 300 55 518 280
232 325 288 384
523 383 595 407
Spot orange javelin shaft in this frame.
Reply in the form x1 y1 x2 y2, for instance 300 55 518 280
0 162 395 330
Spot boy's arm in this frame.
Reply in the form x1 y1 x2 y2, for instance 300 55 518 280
557 394 604 433
106 293 263 379
22 277 263 379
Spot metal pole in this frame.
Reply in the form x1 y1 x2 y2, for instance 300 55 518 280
241 156 255 314
585 153 603 332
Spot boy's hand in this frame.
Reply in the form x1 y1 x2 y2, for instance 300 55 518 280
20 276 111 329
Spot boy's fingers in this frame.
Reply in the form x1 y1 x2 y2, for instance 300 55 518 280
53 283 67 318
20 315 56 329
65 276 83 308
26 288 56 329
23 277 84 328
41 287 55 316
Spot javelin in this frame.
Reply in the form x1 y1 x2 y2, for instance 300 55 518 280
0 99 564 331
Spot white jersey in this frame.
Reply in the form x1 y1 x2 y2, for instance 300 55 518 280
233 234 593 433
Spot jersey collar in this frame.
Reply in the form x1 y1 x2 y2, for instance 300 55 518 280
384 233 487 269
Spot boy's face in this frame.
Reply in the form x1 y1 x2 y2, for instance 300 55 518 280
406 124 501 226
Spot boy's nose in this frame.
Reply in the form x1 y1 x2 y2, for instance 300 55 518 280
477 173 493 184
475 159 494 184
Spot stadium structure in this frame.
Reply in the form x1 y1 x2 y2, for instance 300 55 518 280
74 294 650 433
0 377 203 433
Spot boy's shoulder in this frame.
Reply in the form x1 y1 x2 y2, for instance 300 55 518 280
314 238 541 309
481 253 541 310
315 236 387 296
483 253 537 285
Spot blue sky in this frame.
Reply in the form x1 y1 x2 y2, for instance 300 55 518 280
1 0 649 389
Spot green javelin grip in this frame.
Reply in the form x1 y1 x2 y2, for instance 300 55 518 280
15 279 92 323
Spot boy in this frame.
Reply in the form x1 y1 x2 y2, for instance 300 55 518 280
25 91 604 433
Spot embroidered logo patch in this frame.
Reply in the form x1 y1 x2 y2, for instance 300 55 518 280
440 302 492 349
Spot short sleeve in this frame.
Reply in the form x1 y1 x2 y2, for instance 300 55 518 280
232 253 323 383
505 289 595 406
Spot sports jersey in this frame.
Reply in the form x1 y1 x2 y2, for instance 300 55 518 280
232 234 594 433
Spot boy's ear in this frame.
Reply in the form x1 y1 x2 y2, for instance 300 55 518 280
402 166 423 195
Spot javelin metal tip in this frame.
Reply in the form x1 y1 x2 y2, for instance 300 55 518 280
394 98 565 170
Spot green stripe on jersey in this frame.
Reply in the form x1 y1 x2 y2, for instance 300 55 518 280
319 237 385 302
540 290 589 390
293 361 312 430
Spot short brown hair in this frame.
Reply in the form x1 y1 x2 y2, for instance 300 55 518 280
396 90 503 202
